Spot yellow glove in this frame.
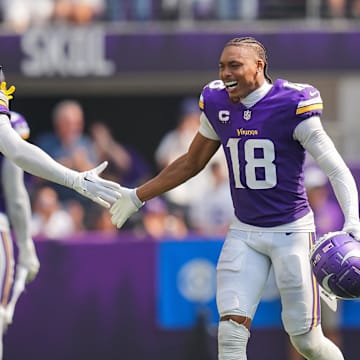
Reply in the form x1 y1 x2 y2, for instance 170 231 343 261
0 81 15 100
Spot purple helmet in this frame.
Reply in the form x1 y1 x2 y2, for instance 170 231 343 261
310 231 360 299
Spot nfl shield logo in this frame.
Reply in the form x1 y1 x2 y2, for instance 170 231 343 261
243 110 252 121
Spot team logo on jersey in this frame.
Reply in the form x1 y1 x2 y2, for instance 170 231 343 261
243 110 252 121
218 110 230 123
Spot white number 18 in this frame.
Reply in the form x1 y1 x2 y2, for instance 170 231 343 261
226 138 277 189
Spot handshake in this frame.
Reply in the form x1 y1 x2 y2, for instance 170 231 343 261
0 67 143 229
72 162 144 228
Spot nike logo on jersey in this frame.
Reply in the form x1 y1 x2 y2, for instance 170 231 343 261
309 90 319 96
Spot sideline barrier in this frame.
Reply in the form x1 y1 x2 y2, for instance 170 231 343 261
4 234 360 359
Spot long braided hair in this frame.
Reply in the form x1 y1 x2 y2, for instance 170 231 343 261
225 37 273 84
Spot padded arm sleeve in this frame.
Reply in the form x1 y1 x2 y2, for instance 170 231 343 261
294 116 359 226
2 158 32 244
0 115 77 187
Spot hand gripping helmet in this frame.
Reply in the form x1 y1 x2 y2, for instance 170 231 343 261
310 231 360 299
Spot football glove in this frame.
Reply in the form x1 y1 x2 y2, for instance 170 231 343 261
17 240 40 283
110 187 144 229
342 221 360 241
0 65 16 108
72 161 121 208
0 81 15 101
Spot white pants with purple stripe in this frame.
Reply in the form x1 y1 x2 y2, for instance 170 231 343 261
216 229 319 336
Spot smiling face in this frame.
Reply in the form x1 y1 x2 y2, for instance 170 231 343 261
219 44 265 103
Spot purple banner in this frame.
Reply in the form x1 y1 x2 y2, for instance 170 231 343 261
0 27 360 80
3 235 360 359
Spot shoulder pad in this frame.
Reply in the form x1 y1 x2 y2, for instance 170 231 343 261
281 80 323 117
200 80 227 111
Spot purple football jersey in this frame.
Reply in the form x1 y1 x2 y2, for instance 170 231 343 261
199 79 323 227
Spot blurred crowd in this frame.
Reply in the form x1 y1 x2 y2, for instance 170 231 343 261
0 0 360 33
21 94 349 251
20 97 234 241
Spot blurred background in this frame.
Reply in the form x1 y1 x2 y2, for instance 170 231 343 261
2 0 360 359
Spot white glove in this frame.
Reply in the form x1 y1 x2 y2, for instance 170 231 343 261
110 187 144 229
17 241 40 283
72 161 121 208
342 221 360 241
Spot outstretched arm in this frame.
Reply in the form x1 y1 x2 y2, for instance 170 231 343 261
295 116 360 239
0 117 120 208
110 133 221 228
138 132 220 201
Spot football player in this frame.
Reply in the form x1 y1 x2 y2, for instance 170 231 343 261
0 111 40 359
0 71 121 208
110 37 360 360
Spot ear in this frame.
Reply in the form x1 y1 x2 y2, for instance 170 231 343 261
256 59 265 73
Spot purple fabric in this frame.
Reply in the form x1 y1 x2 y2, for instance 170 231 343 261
0 105 10 117
3 235 360 359
201 79 321 226
2 31 360 79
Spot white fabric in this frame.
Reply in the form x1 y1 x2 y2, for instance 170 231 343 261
188 179 234 236
2 157 39 280
2 158 31 241
31 210 75 239
199 112 219 140
110 187 144 228
218 320 249 360
290 325 344 360
294 116 359 231
217 230 317 336
72 161 121 208
0 116 121 208
240 81 273 108
0 115 77 187
199 112 358 237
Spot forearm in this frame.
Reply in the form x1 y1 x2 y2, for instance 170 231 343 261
317 149 359 225
138 132 220 202
295 117 359 224
137 154 201 201
0 117 77 187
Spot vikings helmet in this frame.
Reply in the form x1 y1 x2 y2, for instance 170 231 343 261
310 231 360 299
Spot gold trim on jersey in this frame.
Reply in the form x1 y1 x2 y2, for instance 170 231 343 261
296 103 323 115
199 95 204 110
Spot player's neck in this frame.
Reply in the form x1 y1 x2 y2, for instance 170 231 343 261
241 81 273 108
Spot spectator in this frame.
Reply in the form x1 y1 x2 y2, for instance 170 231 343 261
188 161 233 237
66 199 86 232
106 0 153 21
155 97 227 224
1 0 55 33
139 197 188 240
89 121 152 188
31 185 75 240
35 99 99 202
83 203 118 234
216 0 258 20
323 0 347 17
53 0 106 24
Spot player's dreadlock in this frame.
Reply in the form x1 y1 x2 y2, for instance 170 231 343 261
225 37 273 84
